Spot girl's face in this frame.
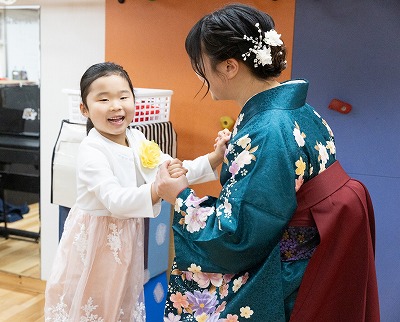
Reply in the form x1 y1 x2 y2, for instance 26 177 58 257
81 74 135 145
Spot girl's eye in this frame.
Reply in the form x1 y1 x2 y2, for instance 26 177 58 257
121 96 128 100
99 98 109 102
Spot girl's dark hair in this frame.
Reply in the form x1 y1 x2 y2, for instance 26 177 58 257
185 3 287 94
80 62 135 134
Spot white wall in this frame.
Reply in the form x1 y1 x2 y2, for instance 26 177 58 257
15 0 105 280
0 9 5 77
3 7 40 82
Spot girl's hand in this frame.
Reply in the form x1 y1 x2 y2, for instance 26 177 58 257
155 161 189 204
214 129 231 154
168 158 188 178
208 129 231 169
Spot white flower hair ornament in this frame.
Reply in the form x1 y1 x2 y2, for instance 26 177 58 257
242 23 283 68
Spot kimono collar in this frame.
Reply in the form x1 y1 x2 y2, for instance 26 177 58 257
239 79 309 126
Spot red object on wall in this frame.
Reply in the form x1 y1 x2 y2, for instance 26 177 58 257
328 99 352 114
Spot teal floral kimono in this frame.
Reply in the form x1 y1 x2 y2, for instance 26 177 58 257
164 80 336 322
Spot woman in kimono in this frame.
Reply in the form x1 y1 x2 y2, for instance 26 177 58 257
157 4 379 322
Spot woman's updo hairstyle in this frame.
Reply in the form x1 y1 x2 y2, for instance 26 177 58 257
80 62 135 134
185 3 286 90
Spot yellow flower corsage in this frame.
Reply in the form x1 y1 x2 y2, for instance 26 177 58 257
139 140 161 169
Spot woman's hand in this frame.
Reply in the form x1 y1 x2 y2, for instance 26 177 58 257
155 161 189 204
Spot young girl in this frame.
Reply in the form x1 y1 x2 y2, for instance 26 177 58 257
44 62 230 321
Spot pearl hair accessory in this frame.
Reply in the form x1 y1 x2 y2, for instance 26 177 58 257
242 23 283 68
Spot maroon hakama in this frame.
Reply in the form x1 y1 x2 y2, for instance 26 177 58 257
289 161 380 322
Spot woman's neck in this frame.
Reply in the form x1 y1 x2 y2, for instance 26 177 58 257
237 78 280 107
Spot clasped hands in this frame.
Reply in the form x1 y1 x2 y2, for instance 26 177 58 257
154 129 231 204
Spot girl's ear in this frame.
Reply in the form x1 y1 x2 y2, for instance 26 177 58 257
80 102 89 117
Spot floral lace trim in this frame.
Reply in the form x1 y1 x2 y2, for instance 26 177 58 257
81 297 105 322
46 296 105 322
133 301 146 322
107 223 123 264
45 294 68 322
73 223 88 264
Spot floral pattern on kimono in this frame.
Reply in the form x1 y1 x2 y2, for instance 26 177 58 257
165 80 336 322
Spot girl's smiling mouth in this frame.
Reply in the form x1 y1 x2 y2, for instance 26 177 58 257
108 116 125 124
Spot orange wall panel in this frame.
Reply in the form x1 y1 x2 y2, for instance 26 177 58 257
106 0 295 197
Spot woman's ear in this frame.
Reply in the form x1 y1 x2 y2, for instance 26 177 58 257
224 58 239 79
80 102 89 117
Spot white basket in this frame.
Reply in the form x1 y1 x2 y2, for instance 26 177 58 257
63 88 173 126
132 88 172 125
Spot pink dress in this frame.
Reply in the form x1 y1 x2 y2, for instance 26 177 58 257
44 128 217 321
45 207 146 321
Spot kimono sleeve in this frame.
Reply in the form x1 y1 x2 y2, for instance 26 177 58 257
172 124 299 273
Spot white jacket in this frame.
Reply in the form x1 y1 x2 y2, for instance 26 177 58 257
75 128 217 219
